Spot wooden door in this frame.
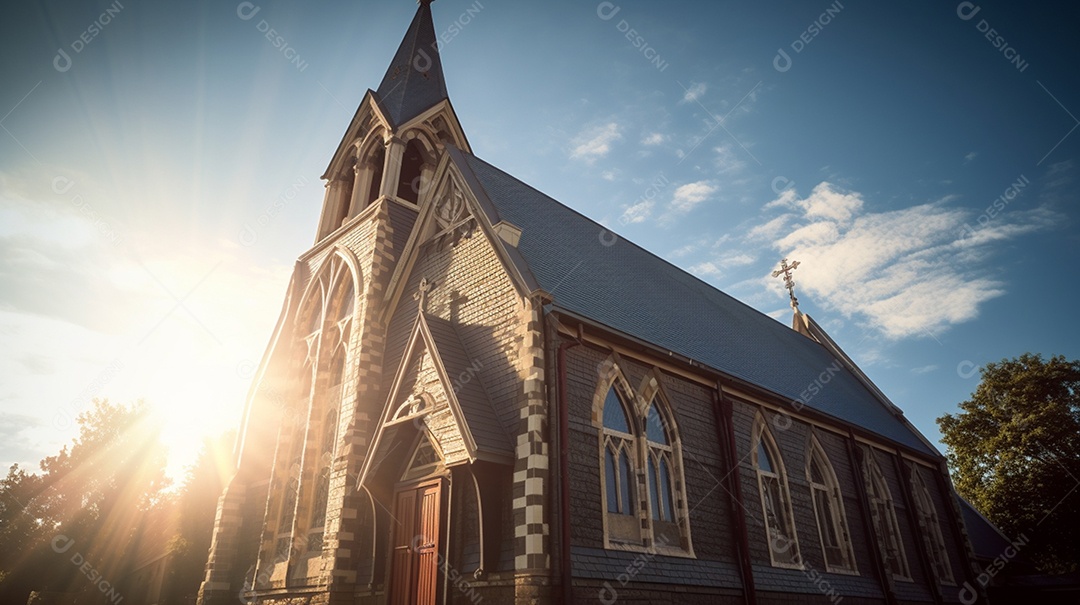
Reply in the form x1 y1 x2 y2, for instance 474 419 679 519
389 480 442 605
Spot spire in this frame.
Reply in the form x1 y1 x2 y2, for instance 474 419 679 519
375 1 449 127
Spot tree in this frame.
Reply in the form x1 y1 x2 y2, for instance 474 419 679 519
937 353 1080 573
0 399 170 603
165 431 234 604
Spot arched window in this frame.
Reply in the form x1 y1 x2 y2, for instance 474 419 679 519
397 139 426 204
645 404 675 523
601 384 638 544
753 417 800 567
807 436 856 572
596 364 691 554
326 279 354 389
261 253 358 566
307 406 338 551
274 429 302 560
862 448 911 580
911 467 953 583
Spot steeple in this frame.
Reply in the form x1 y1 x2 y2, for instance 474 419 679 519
375 0 448 127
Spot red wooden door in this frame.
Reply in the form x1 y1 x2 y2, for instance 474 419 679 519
389 480 442 605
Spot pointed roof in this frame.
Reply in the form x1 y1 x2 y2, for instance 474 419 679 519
356 311 512 488
375 1 449 128
956 495 1014 562
441 146 938 456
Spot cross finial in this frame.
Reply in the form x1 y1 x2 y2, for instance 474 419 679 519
771 258 802 310
414 277 434 312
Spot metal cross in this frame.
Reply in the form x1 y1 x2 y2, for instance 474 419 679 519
771 258 801 309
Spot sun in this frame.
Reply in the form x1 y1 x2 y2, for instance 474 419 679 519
114 319 249 482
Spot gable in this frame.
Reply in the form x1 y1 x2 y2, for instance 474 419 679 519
380 148 538 329
359 312 512 487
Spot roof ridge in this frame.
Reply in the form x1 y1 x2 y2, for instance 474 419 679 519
460 151 805 334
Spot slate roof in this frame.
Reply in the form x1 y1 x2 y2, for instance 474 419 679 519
450 150 937 456
422 313 513 459
957 496 1013 561
375 1 448 128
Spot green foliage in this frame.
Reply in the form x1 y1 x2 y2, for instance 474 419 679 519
166 431 233 604
0 399 171 602
938 353 1080 573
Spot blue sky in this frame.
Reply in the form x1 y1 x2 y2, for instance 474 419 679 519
1 0 1077 477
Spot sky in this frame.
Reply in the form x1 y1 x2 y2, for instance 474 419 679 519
1 0 1078 479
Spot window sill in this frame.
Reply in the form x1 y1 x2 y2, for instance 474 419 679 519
602 539 696 559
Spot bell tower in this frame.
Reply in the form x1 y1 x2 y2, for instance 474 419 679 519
314 0 469 243
198 3 471 604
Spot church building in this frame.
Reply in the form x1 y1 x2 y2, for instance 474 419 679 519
198 2 994 603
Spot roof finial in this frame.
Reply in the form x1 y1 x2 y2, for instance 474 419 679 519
771 258 801 310
414 277 434 312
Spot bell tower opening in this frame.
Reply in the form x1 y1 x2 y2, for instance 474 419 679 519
366 145 385 207
335 158 355 228
397 139 425 205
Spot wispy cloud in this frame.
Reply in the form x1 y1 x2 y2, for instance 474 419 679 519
671 181 717 212
681 81 707 104
620 199 653 224
754 181 1055 339
689 261 723 277
641 132 666 146
570 122 621 163
714 143 747 175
